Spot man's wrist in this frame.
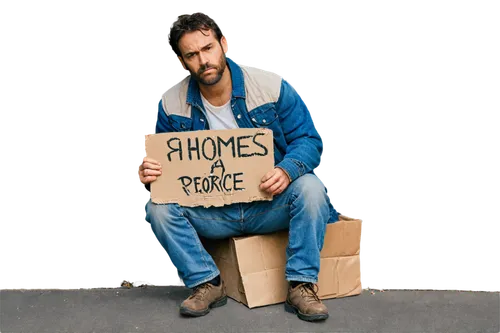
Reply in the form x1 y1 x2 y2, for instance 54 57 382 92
276 167 292 183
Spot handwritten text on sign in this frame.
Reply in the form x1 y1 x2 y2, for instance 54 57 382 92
145 128 274 207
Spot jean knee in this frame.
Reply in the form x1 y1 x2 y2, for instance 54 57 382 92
290 174 329 220
145 201 184 227
293 174 327 202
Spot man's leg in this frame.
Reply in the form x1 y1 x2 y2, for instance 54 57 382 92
243 173 334 321
145 201 244 317
243 173 333 281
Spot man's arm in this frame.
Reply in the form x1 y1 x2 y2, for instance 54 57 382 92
274 79 323 182
155 100 173 134
142 99 173 193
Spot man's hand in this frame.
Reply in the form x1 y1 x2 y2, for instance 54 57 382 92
260 168 291 196
139 157 162 184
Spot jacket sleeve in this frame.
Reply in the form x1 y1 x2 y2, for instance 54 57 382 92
145 100 172 192
156 100 172 134
275 80 323 182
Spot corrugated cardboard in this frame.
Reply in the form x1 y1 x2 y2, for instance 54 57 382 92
145 128 274 207
203 215 362 308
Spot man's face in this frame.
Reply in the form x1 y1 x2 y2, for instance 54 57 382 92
178 29 228 86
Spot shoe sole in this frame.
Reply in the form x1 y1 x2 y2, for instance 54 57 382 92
285 301 329 322
180 295 228 317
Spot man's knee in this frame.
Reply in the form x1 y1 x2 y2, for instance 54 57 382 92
145 201 184 226
289 174 329 221
291 174 327 202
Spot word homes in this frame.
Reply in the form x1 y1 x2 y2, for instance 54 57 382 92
145 128 274 208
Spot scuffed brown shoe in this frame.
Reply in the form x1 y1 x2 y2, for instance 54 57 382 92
180 280 227 317
285 282 329 321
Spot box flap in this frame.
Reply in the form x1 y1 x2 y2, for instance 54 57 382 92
233 232 288 275
317 255 361 299
241 268 287 308
202 237 248 304
337 255 361 296
321 217 362 257
317 258 337 296
231 232 289 308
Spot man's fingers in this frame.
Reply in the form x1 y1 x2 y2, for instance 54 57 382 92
142 175 157 183
261 169 276 183
143 169 162 177
266 179 283 194
139 158 161 173
143 162 162 171
272 182 288 196
143 157 160 165
261 176 282 192
139 157 161 185
260 173 280 191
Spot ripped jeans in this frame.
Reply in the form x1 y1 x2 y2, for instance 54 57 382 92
145 173 339 288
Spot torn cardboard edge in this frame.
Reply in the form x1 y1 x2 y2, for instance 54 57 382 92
150 193 273 206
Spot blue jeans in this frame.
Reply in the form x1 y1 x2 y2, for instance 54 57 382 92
145 173 339 288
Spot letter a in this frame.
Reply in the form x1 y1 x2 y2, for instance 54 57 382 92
210 159 226 174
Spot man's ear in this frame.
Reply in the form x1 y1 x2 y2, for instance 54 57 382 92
220 36 228 54
178 56 187 70
176 56 186 71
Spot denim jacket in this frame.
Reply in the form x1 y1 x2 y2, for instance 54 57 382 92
155 58 323 183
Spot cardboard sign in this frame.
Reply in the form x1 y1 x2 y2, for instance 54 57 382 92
145 128 274 207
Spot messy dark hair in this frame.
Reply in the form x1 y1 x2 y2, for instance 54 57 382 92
169 13 224 57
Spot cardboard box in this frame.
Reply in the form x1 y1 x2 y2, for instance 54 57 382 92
203 215 362 308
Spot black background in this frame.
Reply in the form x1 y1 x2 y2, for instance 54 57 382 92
0 4 496 288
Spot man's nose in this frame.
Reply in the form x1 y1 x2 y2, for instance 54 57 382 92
198 52 208 66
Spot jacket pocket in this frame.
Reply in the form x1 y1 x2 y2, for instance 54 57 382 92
168 114 193 131
248 103 278 127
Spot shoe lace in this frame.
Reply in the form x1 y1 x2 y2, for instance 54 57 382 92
189 283 212 301
299 283 321 303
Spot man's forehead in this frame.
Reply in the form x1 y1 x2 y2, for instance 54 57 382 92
179 30 215 47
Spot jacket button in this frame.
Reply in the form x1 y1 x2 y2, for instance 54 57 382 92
200 118 204 122
237 114 242 119
262 119 267 123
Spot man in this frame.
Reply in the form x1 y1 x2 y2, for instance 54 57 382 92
139 13 340 322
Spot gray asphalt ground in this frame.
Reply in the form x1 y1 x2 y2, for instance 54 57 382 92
1 287 499 333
